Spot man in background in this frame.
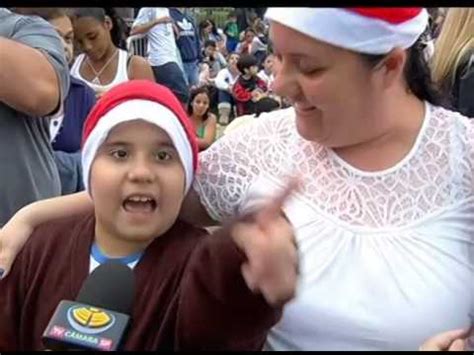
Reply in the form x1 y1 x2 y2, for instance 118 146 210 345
0 8 69 226
169 7 201 89
131 7 189 104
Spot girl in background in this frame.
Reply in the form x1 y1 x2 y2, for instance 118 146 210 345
70 8 155 98
187 87 217 151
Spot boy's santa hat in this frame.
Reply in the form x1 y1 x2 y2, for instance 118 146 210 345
81 80 198 194
265 8 428 54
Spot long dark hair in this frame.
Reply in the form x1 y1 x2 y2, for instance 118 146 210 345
187 87 211 121
361 38 444 106
72 7 127 50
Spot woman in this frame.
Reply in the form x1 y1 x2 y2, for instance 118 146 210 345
69 8 155 98
236 28 255 55
431 8 474 117
187 87 217 151
199 19 223 46
1 8 473 351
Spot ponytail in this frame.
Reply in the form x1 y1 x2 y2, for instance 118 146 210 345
103 8 127 50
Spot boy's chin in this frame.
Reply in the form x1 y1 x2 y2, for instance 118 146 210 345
118 222 172 242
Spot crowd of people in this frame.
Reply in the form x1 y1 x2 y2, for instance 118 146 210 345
0 6 473 351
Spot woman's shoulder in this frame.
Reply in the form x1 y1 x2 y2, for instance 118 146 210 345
430 102 473 133
222 107 298 144
206 112 217 123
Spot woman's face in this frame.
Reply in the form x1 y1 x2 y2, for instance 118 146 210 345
191 93 210 118
270 21 389 148
245 31 255 43
73 16 113 62
204 23 212 34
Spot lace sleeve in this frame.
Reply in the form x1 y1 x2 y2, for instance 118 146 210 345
193 108 294 221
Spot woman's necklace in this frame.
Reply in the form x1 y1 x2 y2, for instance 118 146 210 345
85 49 118 85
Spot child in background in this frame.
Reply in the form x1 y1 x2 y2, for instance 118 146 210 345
215 52 240 125
233 54 268 116
257 53 275 90
0 80 299 350
224 12 240 53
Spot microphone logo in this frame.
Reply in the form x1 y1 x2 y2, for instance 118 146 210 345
67 306 116 334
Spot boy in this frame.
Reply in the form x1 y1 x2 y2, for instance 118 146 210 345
224 11 239 53
0 81 298 350
233 54 269 116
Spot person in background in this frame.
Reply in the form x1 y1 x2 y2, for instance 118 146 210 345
43 8 96 195
224 11 240 53
187 86 217 151
236 28 255 55
250 19 269 67
235 8 254 34
70 8 155 99
199 19 223 47
0 7 69 226
258 53 275 89
233 54 269 116
131 7 189 104
215 52 240 125
170 7 201 89
201 40 227 80
431 8 473 117
223 96 281 136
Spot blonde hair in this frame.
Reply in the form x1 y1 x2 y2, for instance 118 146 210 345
431 8 474 92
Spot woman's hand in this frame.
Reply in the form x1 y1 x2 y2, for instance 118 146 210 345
231 178 300 307
419 328 472 351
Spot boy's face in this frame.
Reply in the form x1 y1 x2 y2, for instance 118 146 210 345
245 65 259 76
90 120 186 252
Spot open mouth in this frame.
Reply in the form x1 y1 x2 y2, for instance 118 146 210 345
122 194 157 214
294 102 317 113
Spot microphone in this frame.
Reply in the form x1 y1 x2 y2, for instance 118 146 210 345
42 262 135 351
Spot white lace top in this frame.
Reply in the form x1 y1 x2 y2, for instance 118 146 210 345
193 103 474 350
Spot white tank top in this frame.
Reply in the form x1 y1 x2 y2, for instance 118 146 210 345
70 49 130 94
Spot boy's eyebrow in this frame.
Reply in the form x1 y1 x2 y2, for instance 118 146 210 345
102 141 132 148
103 140 177 149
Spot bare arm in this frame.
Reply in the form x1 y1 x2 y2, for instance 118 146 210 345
0 37 61 117
127 55 155 81
130 16 172 36
0 192 93 277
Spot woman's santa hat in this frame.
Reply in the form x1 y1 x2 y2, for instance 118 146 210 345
81 80 198 194
265 8 429 54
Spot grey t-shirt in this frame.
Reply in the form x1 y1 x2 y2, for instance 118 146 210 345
0 8 70 226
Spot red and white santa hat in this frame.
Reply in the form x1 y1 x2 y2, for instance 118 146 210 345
265 8 428 54
81 80 198 194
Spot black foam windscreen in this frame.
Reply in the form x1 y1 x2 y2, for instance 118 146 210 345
76 262 135 315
